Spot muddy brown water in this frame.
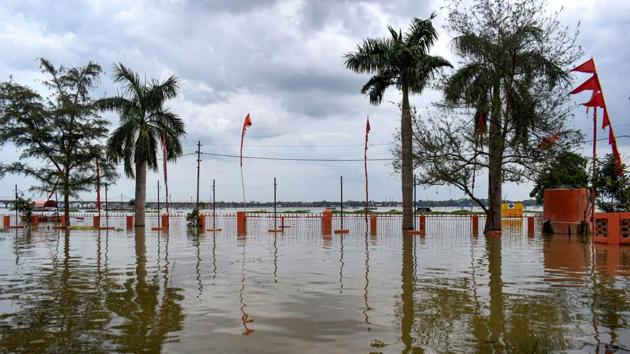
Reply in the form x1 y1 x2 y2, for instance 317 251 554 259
1 216 629 353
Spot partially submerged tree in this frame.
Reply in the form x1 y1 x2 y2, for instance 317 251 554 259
0 59 116 225
530 151 589 203
97 64 185 227
413 0 582 233
594 154 630 212
345 15 451 230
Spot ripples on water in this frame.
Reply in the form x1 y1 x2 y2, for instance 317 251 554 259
1 216 630 353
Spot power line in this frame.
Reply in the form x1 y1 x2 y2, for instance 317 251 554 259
200 151 393 162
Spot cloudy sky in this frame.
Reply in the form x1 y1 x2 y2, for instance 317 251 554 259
0 0 628 203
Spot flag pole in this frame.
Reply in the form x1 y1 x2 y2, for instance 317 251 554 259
591 107 597 236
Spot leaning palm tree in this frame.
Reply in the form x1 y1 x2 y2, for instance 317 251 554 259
345 14 451 230
97 64 185 227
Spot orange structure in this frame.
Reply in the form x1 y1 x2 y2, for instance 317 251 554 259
471 215 479 237
370 215 377 236
31 215 39 227
408 215 426 236
3 215 10 229
198 214 206 230
161 214 169 229
542 188 590 234
322 209 332 236
93 215 100 229
237 211 247 236
593 212 630 245
126 216 134 229
527 216 535 236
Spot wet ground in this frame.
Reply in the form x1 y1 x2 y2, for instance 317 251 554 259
1 215 630 353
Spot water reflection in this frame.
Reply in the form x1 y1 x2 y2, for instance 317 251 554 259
106 228 184 352
3 219 630 352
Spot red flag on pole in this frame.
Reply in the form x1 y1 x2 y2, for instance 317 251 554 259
161 129 169 214
583 91 605 108
602 108 610 129
364 116 371 222
570 74 600 95
240 114 252 167
96 160 101 215
571 58 596 73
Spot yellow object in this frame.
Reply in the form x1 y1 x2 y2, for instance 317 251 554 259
502 202 523 218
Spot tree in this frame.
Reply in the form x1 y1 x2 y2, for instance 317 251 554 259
594 154 630 212
344 15 451 230
97 64 185 227
413 0 582 233
530 151 589 203
0 59 116 225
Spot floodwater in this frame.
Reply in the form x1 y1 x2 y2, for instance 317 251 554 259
1 215 630 353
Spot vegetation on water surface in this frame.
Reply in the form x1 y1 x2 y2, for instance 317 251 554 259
345 14 451 230
0 59 117 227
97 64 186 227
412 0 582 233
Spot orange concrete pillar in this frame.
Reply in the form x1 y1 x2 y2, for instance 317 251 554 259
237 211 247 236
61 215 67 228
3 215 9 229
370 214 377 236
93 215 100 229
322 209 332 236
472 215 479 237
126 215 134 229
527 216 535 236
31 215 38 227
198 214 206 229
161 214 169 229
419 215 426 235
594 213 621 245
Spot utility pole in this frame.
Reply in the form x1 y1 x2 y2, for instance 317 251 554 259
212 178 216 230
157 180 161 228
273 177 277 230
196 140 201 210
340 176 344 230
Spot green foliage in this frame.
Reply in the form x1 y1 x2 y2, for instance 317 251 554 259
13 197 33 222
530 151 589 203
97 64 186 177
0 59 116 220
186 207 200 228
344 14 451 104
412 0 583 226
594 154 630 212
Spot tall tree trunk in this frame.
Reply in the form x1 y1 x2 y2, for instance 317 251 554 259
401 86 414 230
135 159 147 227
485 84 503 233
63 171 70 227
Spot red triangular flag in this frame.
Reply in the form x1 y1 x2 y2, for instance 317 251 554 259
609 128 616 145
572 58 596 73
612 142 623 175
240 114 252 167
602 108 610 129
570 74 600 95
583 91 605 108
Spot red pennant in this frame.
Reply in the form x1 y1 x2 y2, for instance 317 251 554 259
602 108 610 129
96 160 101 213
572 58 596 73
609 128 616 145
570 74 600 94
240 114 252 167
583 91 605 108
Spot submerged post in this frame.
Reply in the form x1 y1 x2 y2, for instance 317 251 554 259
207 178 222 232
105 183 109 229
269 177 282 233
157 180 161 229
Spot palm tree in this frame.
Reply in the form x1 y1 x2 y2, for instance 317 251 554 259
97 64 185 227
443 27 567 233
345 15 451 230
